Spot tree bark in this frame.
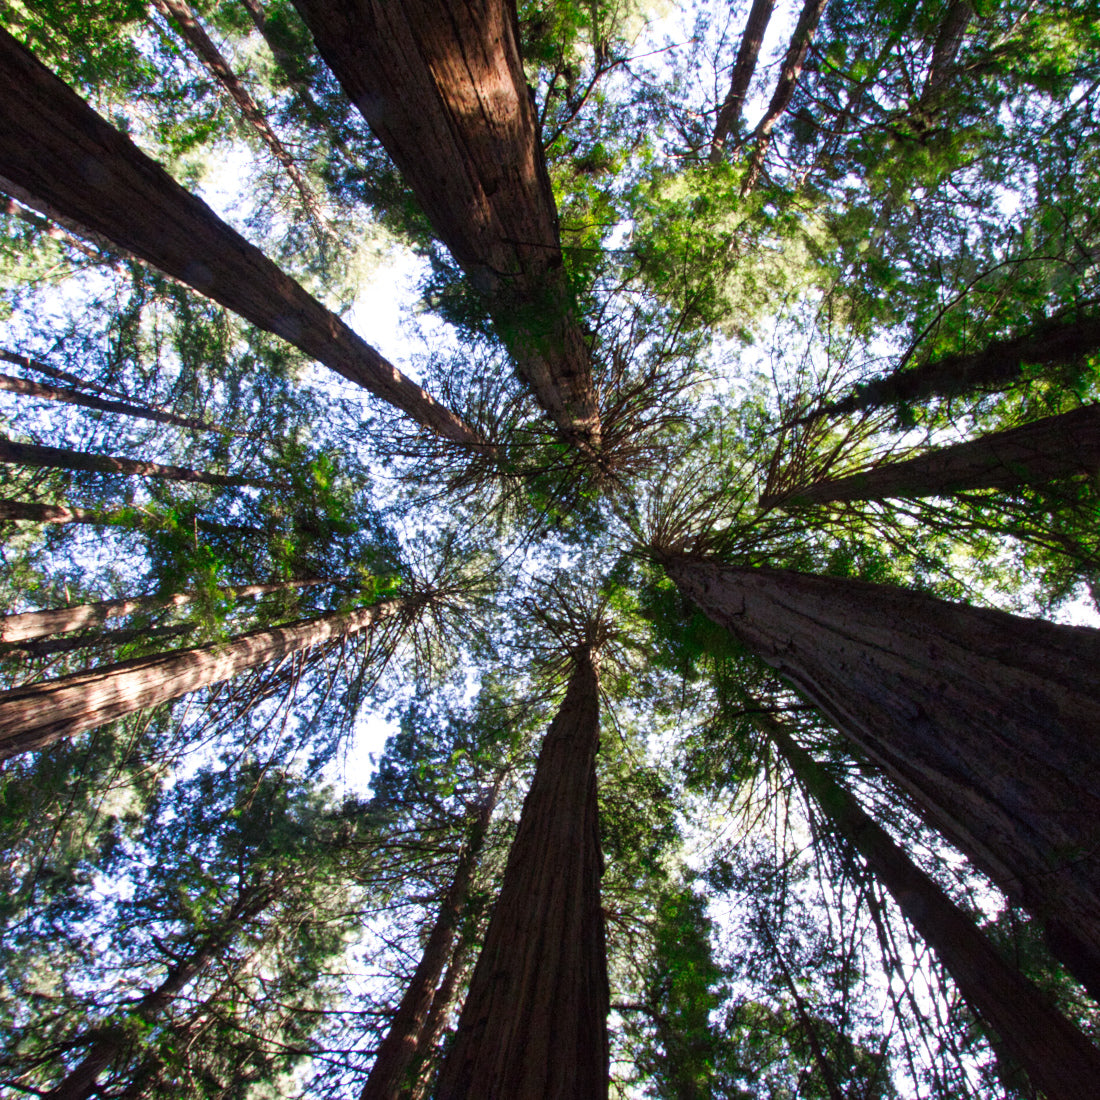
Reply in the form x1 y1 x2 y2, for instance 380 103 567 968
0 580 323 644
765 404 1100 506
740 0 829 195
0 437 279 490
150 0 324 227
710 0 776 162
921 0 973 101
361 779 500 1100
291 0 601 451
404 933 470 1100
664 556 1100 996
810 312 1100 421
4 622 194 659
0 27 479 445
0 499 264 539
0 598 403 759
763 711 1100 1100
435 647 609 1098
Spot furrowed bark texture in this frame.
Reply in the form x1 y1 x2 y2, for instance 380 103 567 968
291 0 601 450
436 648 609 1098
0 599 401 759
666 558 1100 991
0 437 277 489
406 934 469 1100
769 404 1100 505
765 712 1100 1100
0 27 478 444
710 0 775 161
361 782 499 1100
817 313 1100 420
1 580 322 644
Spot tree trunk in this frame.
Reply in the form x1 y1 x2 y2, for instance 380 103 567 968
765 404 1100 506
810 311 1100 421
763 711 1100 1100
0 437 279 489
435 647 609 1098
0 498 264 539
44 884 275 1100
921 0 973 101
150 0 324 228
0 27 479 445
0 359 222 434
1 580 322 644
361 778 500 1100
404 933 470 1100
291 0 601 451
740 0 829 195
4 622 194 658
664 556 1100 997
710 0 775 162
0 598 403 759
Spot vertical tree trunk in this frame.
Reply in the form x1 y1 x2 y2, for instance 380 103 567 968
763 710 1100 1100
0 437 279 489
0 27 479 445
150 0 324 227
404 933 470 1100
664 556 1100 996
361 778 500 1100
0 598 404 759
740 0 829 195
0 498 263 539
291 0 601 451
1 579 323 644
710 0 776 162
920 0 973 101
808 312 1100 422
764 404 1100 506
435 647 609 1098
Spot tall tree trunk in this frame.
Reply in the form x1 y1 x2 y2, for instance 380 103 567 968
404 932 470 1100
663 555 1100 997
0 499 264 539
44 884 276 1100
0 356 222 434
361 778 500 1100
5 622 194 658
0 598 404 759
1 579 323 644
740 0 829 196
920 0 973 101
765 404 1100 506
0 437 279 490
808 311 1100 422
0 27 479 445
710 0 776 162
291 0 601 452
763 710 1100 1100
150 0 324 227
436 647 609 1098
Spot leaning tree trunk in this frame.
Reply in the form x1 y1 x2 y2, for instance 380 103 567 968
0 437 279 489
6 622 194 659
663 555 1100 998
404 932 470 1100
291 0 601 452
765 404 1100 506
44 883 275 1100
0 499 264 539
920 0 973 102
740 0 829 195
710 0 775 162
435 646 609 1098
1 579 324 644
0 598 404 759
0 27 478 445
763 710 1100 1100
808 311 1100 422
361 778 501 1100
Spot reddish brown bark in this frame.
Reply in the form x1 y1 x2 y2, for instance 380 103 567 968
0 27 478 445
0 437 279 489
665 556 1100 996
765 711 1100 1100
4 622 194 658
710 0 776 162
361 781 499 1100
766 404 1100 506
404 934 469 1099
0 598 402 759
291 0 601 450
741 0 829 195
1 580 323 644
435 647 609 1098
